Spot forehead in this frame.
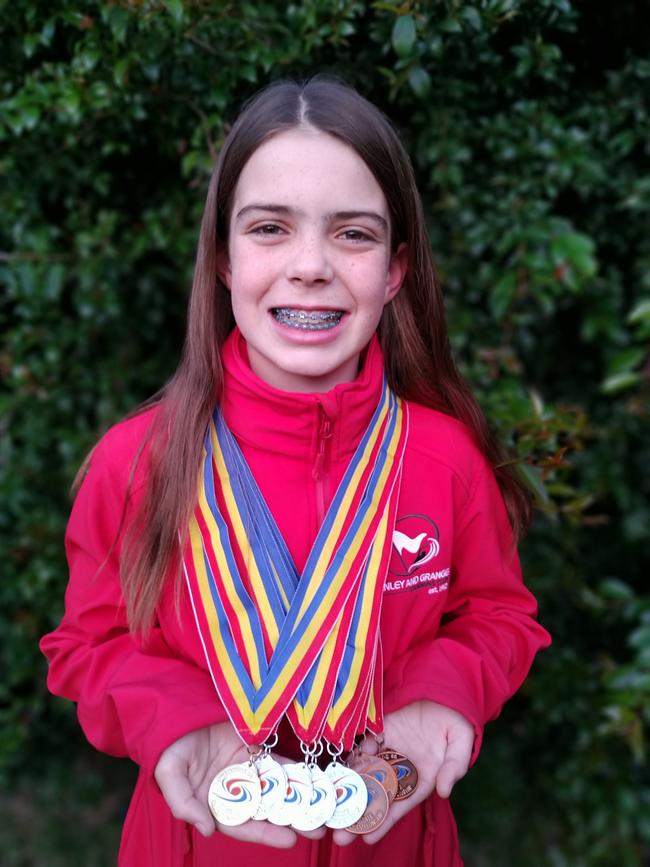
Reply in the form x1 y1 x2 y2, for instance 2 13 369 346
232 127 388 214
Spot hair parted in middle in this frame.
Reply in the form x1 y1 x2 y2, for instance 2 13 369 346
115 75 530 633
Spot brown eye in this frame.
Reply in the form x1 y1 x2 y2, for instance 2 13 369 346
252 224 284 235
339 229 373 242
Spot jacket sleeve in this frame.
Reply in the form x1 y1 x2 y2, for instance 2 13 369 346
40 426 228 774
382 460 551 762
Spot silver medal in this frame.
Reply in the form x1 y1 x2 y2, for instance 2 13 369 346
267 762 313 827
324 761 368 829
208 761 261 826
252 753 288 821
291 764 337 831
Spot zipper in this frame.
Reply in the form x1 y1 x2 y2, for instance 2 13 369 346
312 404 333 527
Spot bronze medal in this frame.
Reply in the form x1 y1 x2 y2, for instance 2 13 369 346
345 772 389 835
378 749 419 801
349 752 399 803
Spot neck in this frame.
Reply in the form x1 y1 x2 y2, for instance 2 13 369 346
245 346 361 394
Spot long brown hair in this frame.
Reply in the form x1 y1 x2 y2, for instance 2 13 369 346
95 76 531 632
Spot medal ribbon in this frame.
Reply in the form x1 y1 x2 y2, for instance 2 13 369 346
183 379 407 747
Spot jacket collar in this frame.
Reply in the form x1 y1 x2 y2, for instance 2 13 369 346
220 327 386 460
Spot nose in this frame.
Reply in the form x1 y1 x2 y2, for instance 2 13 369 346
286 231 334 286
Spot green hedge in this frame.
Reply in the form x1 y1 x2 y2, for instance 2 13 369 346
2 1 649 864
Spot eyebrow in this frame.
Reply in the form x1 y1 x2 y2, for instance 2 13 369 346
235 203 389 232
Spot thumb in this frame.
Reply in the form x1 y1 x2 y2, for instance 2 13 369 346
435 756 465 799
435 733 473 799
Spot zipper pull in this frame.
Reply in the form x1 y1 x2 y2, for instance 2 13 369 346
312 409 332 480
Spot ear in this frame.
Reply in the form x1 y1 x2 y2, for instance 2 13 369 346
216 246 232 290
384 242 409 303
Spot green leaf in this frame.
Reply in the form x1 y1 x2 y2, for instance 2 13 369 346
598 579 635 601
462 7 482 31
338 22 356 37
392 15 416 58
75 48 101 73
19 105 41 131
607 347 646 375
113 58 129 88
628 298 650 324
40 19 56 46
106 7 131 44
608 671 650 692
439 17 463 33
44 265 65 301
408 66 431 98
518 463 550 505
163 0 185 22
629 624 650 650
22 33 40 58
489 272 517 319
600 371 641 394
60 84 82 122
551 231 597 278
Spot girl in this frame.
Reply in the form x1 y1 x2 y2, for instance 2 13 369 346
41 77 550 866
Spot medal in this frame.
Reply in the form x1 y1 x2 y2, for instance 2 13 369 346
345 772 389 835
349 751 399 803
324 760 368 829
252 752 288 821
266 762 313 827
291 765 337 831
208 761 261 826
378 749 419 801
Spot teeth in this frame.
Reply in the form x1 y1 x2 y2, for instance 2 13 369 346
272 308 343 330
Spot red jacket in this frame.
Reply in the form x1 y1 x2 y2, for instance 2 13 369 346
41 329 550 866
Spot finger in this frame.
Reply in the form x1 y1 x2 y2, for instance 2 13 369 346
155 763 214 836
218 819 298 848
166 787 215 837
332 828 357 847
293 826 328 840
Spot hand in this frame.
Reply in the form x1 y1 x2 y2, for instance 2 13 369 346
332 701 474 847
154 721 325 847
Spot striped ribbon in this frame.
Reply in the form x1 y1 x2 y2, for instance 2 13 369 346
182 379 408 748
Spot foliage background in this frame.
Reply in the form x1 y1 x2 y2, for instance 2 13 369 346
2 0 649 864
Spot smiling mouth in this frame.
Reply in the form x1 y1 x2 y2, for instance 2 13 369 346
271 308 344 330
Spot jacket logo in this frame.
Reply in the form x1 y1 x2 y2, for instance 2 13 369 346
385 514 448 596
392 529 440 574
389 515 440 577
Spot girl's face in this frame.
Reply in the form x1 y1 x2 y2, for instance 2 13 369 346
219 127 407 393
